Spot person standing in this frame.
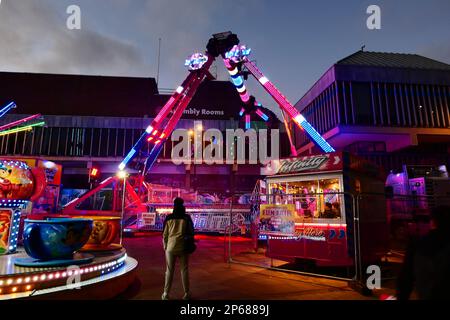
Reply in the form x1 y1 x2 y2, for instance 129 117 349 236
162 197 195 300
396 205 450 300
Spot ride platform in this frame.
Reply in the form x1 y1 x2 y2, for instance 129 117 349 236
0 248 137 300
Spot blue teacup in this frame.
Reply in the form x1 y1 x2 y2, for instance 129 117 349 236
23 218 93 260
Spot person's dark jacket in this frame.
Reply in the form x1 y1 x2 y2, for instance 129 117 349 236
397 229 450 300
162 206 195 255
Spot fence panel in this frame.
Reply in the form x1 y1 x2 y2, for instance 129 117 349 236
229 192 357 280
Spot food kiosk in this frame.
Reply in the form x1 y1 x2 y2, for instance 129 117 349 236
259 152 388 267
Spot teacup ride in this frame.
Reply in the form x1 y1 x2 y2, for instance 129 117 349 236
13 218 95 267
47 215 123 252
0 160 137 300
76 216 123 252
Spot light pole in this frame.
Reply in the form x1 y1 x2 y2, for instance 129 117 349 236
117 170 128 246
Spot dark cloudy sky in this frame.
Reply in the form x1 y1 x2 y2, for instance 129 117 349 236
0 0 449 117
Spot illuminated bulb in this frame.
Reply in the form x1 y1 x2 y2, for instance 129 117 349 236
16 278 23 284
259 76 269 85
48 274 54 280
7 279 13 285
62 272 67 277
55 273 60 279
294 114 305 124
176 86 184 94
117 170 127 179
12 287 17 293
26 285 31 291
40 275 46 281
145 125 154 134
32 276 38 282
0 280 3 286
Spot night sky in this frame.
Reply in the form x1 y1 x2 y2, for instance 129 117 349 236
0 0 449 117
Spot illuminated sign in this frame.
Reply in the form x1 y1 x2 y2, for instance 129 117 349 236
225 45 251 63
185 53 209 70
294 228 326 242
262 153 343 176
278 155 330 174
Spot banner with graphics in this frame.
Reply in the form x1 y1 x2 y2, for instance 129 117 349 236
0 209 12 255
37 160 62 186
259 204 296 235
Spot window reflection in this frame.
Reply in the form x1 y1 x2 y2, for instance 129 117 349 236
267 177 344 223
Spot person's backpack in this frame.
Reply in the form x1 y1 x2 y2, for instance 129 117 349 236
184 216 197 254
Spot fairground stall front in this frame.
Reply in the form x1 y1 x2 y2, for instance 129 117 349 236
257 152 389 270
0 159 137 300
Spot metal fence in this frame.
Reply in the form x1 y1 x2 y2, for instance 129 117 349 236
227 191 450 292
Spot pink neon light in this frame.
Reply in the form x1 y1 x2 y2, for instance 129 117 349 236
0 114 42 131
154 97 176 124
241 92 250 103
294 223 347 228
223 59 232 69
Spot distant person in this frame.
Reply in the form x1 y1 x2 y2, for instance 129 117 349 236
396 205 450 300
322 203 334 218
162 197 195 300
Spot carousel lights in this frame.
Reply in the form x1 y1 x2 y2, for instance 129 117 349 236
1 231 127 296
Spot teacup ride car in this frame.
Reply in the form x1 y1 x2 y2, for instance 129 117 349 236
13 218 94 267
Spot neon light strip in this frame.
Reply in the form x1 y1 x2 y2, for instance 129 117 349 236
119 149 136 170
255 108 269 122
0 121 45 137
119 77 188 169
245 115 251 129
244 60 335 153
0 114 42 132
0 102 16 118
295 223 347 228
119 53 215 171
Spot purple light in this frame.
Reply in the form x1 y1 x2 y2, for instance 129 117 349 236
185 53 209 70
225 45 252 63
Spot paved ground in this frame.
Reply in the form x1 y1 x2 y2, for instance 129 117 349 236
118 233 394 300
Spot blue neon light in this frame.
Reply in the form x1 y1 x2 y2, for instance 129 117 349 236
225 45 252 62
299 120 335 153
231 76 244 87
119 148 137 169
260 113 269 122
0 102 16 118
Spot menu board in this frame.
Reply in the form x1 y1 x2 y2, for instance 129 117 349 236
259 204 296 235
